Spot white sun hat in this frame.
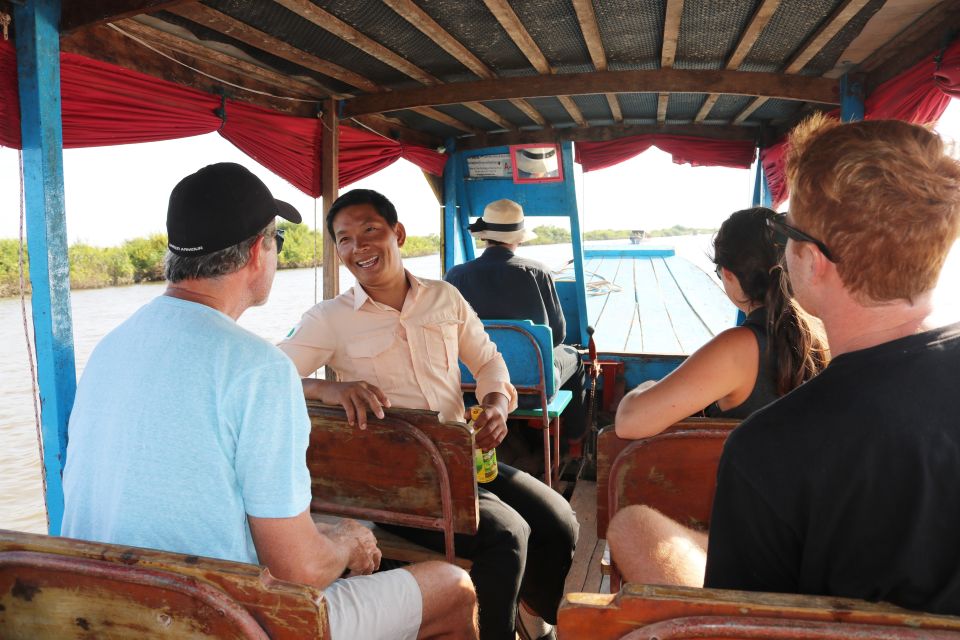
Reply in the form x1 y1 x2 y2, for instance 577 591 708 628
515 146 559 176
468 199 538 243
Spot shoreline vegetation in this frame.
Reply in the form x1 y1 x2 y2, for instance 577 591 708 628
0 223 715 298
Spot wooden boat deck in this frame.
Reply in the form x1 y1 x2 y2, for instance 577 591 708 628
565 478 608 595
581 249 735 355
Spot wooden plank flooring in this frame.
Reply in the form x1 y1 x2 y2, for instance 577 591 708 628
585 253 736 355
565 478 606 594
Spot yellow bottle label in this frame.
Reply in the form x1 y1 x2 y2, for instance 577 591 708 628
469 406 498 483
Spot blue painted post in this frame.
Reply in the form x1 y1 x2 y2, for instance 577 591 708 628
15 0 75 535
442 139 459 272
840 74 865 122
752 157 772 208
561 142 590 347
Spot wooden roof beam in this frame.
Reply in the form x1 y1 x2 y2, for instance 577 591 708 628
482 0 586 126
382 0 545 127
695 0 781 122
342 68 838 117
111 19 330 99
733 0 872 125
274 0 511 130
658 0 684 124
60 23 319 117
60 0 187 33
165 4 476 135
571 0 621 122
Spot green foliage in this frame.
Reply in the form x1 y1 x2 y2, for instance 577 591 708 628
122 234 167 282
277 221 323 269
401 234 441 258
525 225 571 245
69 244 134 289
584 229 632 241
0 239 29 297
646 224 716 237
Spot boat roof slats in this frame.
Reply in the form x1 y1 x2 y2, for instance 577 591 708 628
801 0 888 76
667 93 714 122
511 0 593 68
205 0 405 89
415 0 528 74
675 0 762 71
594 0 666 67
49 0 960 148
524 96 579 127
750 97 817 123
570 94 615 124
308 1 472 86
709 95 755 121
432 102 510 131
481 99 541 128
740 0 840 72
617 93 662 121
385 109 465 139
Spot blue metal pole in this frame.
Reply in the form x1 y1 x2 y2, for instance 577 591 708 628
752 159 773 209
15 0 75 535
562 142 590 347
840 74 865 122
442 139 459 272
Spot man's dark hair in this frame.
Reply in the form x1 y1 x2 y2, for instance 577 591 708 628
326 189 398 237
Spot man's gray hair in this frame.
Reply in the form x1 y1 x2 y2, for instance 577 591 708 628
165 221 276 283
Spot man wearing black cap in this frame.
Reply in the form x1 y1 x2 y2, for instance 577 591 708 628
62 163 478 640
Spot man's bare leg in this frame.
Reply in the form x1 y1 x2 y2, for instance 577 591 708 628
405 562 478 639
607 505 708 587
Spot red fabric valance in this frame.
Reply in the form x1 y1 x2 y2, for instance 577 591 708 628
0 39 446 197
575 134 756 173
761 38 960 208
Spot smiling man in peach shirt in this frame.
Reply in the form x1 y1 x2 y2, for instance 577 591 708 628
279 189 578 640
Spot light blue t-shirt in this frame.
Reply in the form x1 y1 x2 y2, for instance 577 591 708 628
62 295 311 565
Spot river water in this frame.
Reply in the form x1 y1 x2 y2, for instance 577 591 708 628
2 236 958 533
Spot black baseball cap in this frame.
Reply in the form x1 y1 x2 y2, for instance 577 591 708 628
167 162 302 256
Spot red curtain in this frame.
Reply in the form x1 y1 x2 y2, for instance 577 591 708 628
0 39 446 197
762 38 960 208
575 134 756 173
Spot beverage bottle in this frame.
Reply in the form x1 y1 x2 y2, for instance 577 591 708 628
468 405 498 483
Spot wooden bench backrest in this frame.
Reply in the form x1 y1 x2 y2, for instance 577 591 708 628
596 418 738 538
0 528 327 639
306 402 479 537
558 584 960 640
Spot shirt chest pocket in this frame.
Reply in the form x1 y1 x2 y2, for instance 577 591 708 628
344 329 396 387
421 316 462 373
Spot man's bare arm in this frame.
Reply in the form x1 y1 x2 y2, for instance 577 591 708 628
248 510 381 588
301 378 391 429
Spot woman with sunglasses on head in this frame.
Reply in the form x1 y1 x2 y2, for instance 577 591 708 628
606 206 829 588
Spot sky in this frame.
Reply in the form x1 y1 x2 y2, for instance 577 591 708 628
3 101 960 246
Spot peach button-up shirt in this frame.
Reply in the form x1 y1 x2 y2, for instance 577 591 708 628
278 272 517 423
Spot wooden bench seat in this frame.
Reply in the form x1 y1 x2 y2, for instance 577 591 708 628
596 418 738 590
306 402 479 567
558 584 960 639
0 528 328 639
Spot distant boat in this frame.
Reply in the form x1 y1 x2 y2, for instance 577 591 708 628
629 230 645 244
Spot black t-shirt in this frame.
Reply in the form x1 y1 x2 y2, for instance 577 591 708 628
444 245 566 347
704 322 960 615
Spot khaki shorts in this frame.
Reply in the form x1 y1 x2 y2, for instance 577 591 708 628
324 568 422 640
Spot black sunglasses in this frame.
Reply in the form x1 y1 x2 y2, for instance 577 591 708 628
274 228 285 254
714 264 723 279
767 213 836 262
